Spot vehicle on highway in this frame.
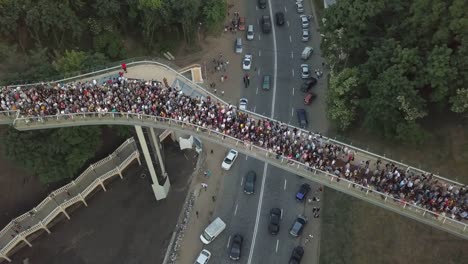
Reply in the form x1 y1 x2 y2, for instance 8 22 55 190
229 234 243 260
304 92 317 105
289 215 307 237
296 183 311 201
269 208 282 235
239 98 248 110
235 38 243 54
300 64 310 79
195 249 212 264
246 25 254 40
300 15 309 28
262 74 271 90
302 29 309 42
296 2 304 13
301 46 313 60
222 149 239 170
200 217 226 244
238 17 245 31
296 109 308 129
258 0 267 9
242 54 252 71
289 246 304 264
243 170 257 194
300 78 317 92
262 15 271 33
275 12 285 26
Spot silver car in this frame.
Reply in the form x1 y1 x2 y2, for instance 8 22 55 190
302 29 309 42
296 2 304 13
289 215 308 237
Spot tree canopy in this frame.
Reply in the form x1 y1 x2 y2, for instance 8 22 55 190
321 0 468 143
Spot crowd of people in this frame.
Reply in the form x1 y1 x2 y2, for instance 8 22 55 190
1 76 467 222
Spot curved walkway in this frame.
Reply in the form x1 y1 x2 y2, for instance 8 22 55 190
0 138 140 262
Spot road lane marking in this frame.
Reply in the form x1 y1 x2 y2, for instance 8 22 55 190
259 50 261 57
245 155 248 160
280 209 283 219
284 179 287 190
227 235 232 248
291 51 294 59
289 35 292 42
253 106 256 112
291 108 294 116
292 87 295 96
284 6 287 12
259 35 261 41
257 18 260 26
276 239 279 253
287 21 290 27
257 69 261 76
234 203 239 216
256 6 258 11
292 69 295 77
256 87 259 94
241 176 244 186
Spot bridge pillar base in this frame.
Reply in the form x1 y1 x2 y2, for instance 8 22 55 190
151 177 171 200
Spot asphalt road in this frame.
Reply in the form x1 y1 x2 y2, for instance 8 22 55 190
206 0 328 263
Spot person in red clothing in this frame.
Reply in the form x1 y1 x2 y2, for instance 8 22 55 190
121 63 127 73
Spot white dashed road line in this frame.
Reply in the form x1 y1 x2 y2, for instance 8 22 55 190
284 179 287 190
280 209 283 219
276 239 279 253
289 35 292 42
291 69 295 77
227 235 232 248
259 50 261 57
234 203 239 216
256 87 259 94
291 51 294 59
292 87 295 96
287 21 290 27
284 6 287 12
291 107 294 117
241 176 244 186
259 35 261 41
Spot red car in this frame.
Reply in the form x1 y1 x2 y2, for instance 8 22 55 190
238 17 246 31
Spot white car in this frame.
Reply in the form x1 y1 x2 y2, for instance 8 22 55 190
301 64 310 79
195 249 211 264
302 29 310 42
243 54 252 70
300 15 309 28
222 149 239 170
246 25 254 40
239 98 248 110
296 2 304 13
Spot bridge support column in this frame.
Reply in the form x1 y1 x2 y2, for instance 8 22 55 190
0 253 11 262
135 125 170 200
39 221 51 234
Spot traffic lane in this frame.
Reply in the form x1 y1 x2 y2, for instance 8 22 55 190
206 155 264 263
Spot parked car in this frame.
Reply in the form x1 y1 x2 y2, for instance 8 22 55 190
296 109 308 129
229 234 243 260
243 54 252 70
289 246 304 264
235 38 243 54
262 74 271 90
195 249 211 264
300 64 310 79
296 183 311 201
289 215 307 237
269 208 282 235
262 15 271 33
301 46 313 60
221 149 238 170
300 15 309 28
276 12 285 26
238 17 245 31
304 92 317 105
239 98 248 110
296 2 304 13
246 25 254 40
300 78 317 92
244 171 257 194
258 0 267 9
302 29 309 42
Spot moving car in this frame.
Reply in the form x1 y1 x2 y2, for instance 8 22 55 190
243 171 257 194
262 15 271 33
239 98 248 110
238 17 246 31
200 217 226 244
300 78 317 92
296 109 308 129
275 12 285 26
269 208 282 235
300 64 310 79
304 92 317 105
262 74 271 90
289 215 307 237
258 0 267 9
302 29 309 42
221 149 239 170
195 249 212 264
229 234 243 260
296 2 304 13
235 38 242 54
243 54 252 70
301 46 313 60
246 25 254 40
300 15 309 28
289 246 304 264
296 183 311 201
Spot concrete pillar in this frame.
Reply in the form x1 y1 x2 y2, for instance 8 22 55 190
79 193 88 207
149 127 168 177
40 221 51 234
0 254 11 262
135 125 169 200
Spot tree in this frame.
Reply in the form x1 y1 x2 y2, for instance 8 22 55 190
1 127 102 183
202 0 227 33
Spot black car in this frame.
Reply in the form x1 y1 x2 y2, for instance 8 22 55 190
296 183 311 201
289 246 304 264
262 15 271 33
258 0 267 9
275 12 285 26
243 171 256 194
269 208 281 235
229 234 243 260
296 109 308 129
300 78 317 92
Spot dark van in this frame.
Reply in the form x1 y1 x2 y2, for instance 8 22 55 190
296 109 308 129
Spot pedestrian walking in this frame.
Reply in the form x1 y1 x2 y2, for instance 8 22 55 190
313 207 317 212
201 183 208 190
210 149 214 154
212 196 216 202
121 63 127 73
196 211 199 218
221 90 225 96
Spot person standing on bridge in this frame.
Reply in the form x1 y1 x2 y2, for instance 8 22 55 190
121 63 127 73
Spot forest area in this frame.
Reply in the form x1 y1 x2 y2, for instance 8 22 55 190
321 0 468 144
0 0 226 183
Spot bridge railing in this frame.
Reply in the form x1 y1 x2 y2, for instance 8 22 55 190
0 138 140 261
10 112 468 239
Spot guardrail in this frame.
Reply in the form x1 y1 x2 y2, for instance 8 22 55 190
0 138 140 262
9 112 468 240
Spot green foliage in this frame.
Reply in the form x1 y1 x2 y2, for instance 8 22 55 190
93 32 126 59
322 0 468 142
327 68 359 130
1 127 102 183
202 0 227 33
109 125 134 139
53 50 87 75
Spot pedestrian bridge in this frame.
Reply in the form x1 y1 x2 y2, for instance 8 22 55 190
0 60 467 242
